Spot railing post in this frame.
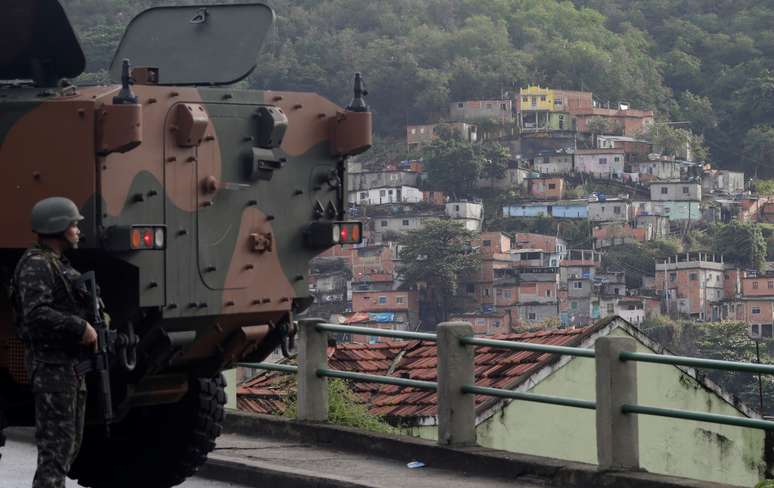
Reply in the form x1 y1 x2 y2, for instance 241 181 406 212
297 318 328 422
437 321 477 446
595 336 639 471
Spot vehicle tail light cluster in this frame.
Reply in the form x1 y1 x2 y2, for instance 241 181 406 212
334 222 361 245
130 227 166 250
304 221 363 248
103 225 166 251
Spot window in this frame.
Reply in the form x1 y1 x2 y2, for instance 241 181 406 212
661 187 668 194
607 303 615 314
548 183 556 189
379 190 386 196
614 157 620 162
419 127 425 134
573 281 583 289
689 273 698 281
457 102 464 108
613 206 621 215
754 281 759 289
599 158 607 165
378 296 387 304
752 307 761 315
769 281 773 289
359 192 367 199
411 128 416 134
402 219 409 226
528 312 537 320
483 288 491 297
380 220 388 227
540 95 546 101
396 296 404 304
682 186 689 194
546 289 552 297
613 288 620 295
486 103 492 109
496 288 503 297
522 96 528 102
501 103 507 110
455 205 460 211
483 240 491 246
493 320 501 328
669 272 677 282
504 290 512 298
388 189 393 194
368 336 379 344
571 301 577 310
466 284 475 294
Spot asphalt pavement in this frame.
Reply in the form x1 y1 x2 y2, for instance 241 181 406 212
0 429 248 488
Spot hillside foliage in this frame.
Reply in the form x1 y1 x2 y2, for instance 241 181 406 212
59 0 774 173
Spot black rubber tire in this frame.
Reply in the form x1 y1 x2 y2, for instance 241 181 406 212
70 374 227 488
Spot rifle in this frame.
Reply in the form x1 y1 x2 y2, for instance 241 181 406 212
77 271 114 436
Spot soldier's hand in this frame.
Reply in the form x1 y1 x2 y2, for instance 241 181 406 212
82 322 98 351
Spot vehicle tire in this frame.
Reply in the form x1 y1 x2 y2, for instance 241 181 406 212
70 374 227 488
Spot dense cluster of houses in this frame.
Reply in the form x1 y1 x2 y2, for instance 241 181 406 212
302 84 774 340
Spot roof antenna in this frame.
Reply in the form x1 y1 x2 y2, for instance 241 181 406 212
113 59 138 105
346 73 369 112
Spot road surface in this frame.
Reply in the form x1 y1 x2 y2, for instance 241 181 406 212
0 430 247 488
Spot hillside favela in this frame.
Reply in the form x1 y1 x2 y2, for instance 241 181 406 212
4 1 774 488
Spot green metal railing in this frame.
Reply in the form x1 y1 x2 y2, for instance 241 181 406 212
620 350 774 375
461 336 596 358
239 321 774 432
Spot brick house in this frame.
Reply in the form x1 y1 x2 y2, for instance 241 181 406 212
655 253 729 320
527 176 565 200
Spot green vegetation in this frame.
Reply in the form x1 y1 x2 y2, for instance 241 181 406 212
398 220 479 323
641 319 774 416
713 221 767 271
61 0 774 172
283 378 393 433
422 136 508 198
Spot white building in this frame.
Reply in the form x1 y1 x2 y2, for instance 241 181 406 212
349 186 423 206
573 149 625 179
446 201 483 231
587 198 630 223
534 154 574 175
650 181 702 201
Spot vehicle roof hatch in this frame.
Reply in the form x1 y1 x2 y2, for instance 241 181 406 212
0 0 86 83
110 3 274 86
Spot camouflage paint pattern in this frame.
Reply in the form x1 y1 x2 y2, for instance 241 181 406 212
32 364 87 488
0 37 371 432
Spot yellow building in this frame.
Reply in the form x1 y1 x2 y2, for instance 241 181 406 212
519 85 557 111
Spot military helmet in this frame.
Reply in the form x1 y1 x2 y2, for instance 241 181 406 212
31 197 84 235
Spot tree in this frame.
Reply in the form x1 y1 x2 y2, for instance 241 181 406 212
713 221 766 271
479 142 510 181
397 220 479 324
644 124 708 161
674 91 717 136
423 138 482 197
743 125 774 178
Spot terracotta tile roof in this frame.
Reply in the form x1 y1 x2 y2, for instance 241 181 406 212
239 318 616 421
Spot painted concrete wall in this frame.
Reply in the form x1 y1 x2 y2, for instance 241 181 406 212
409 327 766 486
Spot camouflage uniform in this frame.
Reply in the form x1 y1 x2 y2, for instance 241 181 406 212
13 244 88 488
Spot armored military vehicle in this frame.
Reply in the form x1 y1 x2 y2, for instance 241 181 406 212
0 1 370 486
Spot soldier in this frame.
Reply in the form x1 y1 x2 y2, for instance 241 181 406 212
11 197 97 488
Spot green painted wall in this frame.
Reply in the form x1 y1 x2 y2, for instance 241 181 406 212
224 368 237 410
409 327 766 486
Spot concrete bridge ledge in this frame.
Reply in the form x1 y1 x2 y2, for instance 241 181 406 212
220 411 738 488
